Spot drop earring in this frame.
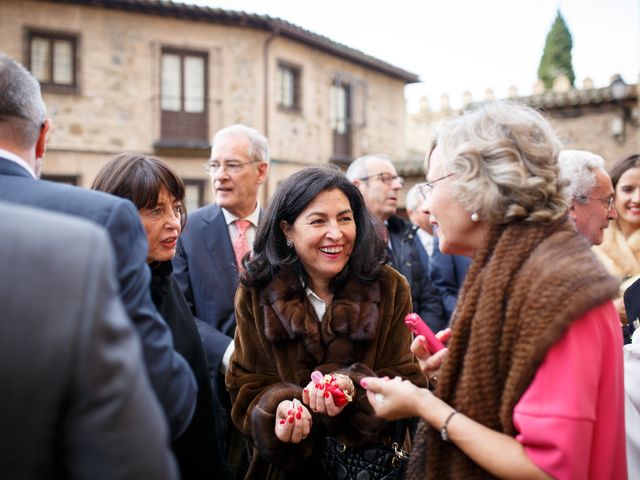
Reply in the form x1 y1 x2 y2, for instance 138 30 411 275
471 212 479 222
286 238 293 248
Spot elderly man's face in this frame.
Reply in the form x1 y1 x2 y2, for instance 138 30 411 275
354 158 403 221
209 134 267 218
570 168 617 245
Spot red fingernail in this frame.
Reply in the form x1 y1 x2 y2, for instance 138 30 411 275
298 406 303 412
324 392 330 398
318 384 324 390
315 383 320 389
303 388 309 393
287 410 293 415
296 412 302 419
279 419 286 425
288 416 294 424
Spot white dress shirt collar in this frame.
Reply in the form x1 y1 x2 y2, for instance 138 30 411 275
0 148 36 179
222 204 260 227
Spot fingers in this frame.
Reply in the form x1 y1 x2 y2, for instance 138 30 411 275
275 399 313 443
302 381 313 406
436 327 452 343
410 335 431 359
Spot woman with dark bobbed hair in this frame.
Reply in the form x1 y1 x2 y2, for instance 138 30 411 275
225 166 425 478
360 102 627 479
92 153 231 480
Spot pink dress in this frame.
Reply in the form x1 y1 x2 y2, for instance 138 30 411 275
513 301 627 479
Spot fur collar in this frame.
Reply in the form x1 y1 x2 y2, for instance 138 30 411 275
258 268 381 362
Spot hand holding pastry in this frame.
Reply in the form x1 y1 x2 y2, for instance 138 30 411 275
302 370 355 416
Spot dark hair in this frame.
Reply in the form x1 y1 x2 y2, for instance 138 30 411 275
91 153 187 229
242 166 386 289
610 154 640 190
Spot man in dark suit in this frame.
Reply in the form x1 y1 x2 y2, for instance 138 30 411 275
0 202 178 479
174 124 269 382
346 154 445 331
0 52 196 438
173 124 269 473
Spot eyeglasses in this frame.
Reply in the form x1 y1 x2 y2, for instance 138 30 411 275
576 195 615 211
359 172 405 187
204 159 260 174
417 173 454 198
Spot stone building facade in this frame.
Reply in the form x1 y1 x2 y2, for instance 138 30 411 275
1 0 417 209
406 78 639 177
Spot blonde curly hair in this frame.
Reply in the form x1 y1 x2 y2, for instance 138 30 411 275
434 101 567 225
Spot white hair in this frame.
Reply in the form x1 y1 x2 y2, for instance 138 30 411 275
558 150 606 204
345 154 391 181
0 52 47 149
435 101 566 224
211 124 270 165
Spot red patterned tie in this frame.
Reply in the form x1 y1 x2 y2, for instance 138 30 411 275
233 219 251 269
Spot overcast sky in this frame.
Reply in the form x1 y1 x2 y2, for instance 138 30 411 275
184 0 639 111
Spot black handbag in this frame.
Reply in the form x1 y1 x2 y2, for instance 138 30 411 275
320 435 409 480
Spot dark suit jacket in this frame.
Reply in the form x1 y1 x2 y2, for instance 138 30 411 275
624 277 640 344
429 236 472 323
173 203 240 375
0 157 196 437
387 215 446 331
150 261 233 480
0 202 178 479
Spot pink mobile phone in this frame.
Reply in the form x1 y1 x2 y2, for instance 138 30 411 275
404 313 445 353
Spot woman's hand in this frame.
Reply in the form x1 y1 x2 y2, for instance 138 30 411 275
302 375 348 417
274 398 312 443
360 376 429 420
411 328 450 383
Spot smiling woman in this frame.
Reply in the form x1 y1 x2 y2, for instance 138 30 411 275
225 166 426 479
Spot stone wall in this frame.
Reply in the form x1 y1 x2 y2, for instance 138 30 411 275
1 0 410 205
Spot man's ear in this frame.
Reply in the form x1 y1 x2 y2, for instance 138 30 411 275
35 118 51 159
256 162 268 186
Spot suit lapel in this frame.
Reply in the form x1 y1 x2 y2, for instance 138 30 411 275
200 205 239 300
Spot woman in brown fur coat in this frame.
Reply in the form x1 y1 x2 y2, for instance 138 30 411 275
225 166 425 479
361 101 628 479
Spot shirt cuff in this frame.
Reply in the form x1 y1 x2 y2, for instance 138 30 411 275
220 341 235 375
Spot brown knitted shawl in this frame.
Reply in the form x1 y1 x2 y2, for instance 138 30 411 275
406 217 619 480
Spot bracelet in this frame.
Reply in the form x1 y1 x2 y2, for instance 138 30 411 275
331 373 356 402
440 410 458 442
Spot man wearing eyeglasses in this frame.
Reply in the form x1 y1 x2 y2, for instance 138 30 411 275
346 154 445 331
558 150 617 246
173 124 269 476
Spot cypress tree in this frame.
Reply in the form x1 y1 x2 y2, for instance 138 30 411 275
537 10 575 90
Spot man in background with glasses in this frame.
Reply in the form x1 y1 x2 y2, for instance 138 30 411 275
346 154 445 331
558 150 617 247
173 124 269 477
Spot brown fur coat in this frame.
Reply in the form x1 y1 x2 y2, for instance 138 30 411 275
226 264 425 479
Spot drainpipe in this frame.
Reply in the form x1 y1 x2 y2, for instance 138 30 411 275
262 27 279 204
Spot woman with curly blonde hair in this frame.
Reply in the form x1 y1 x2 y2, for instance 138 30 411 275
361 101 627 479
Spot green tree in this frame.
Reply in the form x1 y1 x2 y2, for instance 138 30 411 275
537 10 575 90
